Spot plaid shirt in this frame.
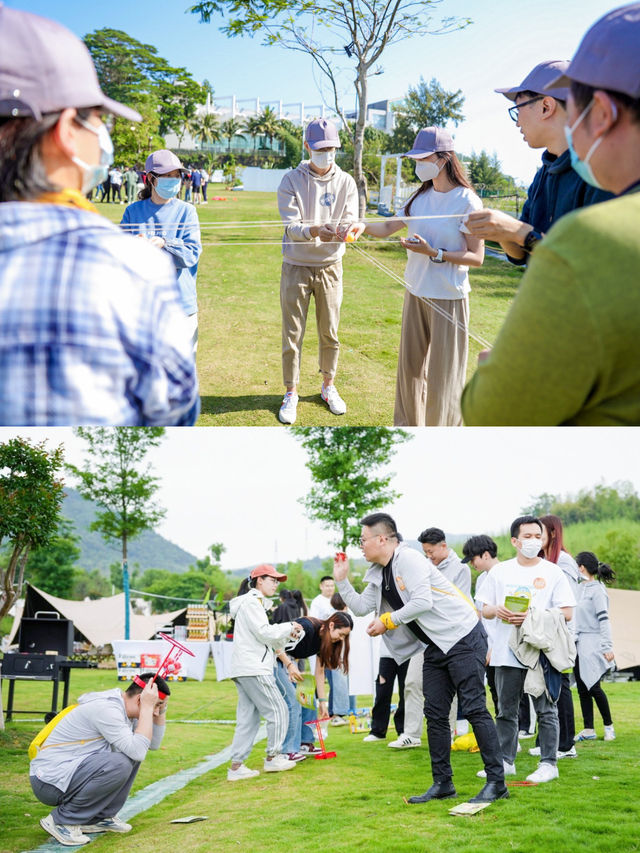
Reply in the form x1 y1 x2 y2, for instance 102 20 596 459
0 203 199 425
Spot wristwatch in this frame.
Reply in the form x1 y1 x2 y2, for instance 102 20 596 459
430 248 445 263
523 229 543 253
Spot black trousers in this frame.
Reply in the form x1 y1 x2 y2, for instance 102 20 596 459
370 656 408 737
574 656 612 728
423 621 503 783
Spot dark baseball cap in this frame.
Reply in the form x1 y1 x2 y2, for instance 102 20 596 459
545 3 640 99
495 60 570 102
0 3 141 121
305 118 341 150
404 127 454 158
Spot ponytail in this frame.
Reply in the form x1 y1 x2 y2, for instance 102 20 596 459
576 551 616 584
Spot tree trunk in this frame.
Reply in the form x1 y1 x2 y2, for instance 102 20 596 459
353 68 369 218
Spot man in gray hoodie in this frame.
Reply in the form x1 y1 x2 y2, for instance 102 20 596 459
29 673 169 847
276 118 363 424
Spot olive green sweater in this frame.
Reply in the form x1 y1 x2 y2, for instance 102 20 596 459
462 187 640 425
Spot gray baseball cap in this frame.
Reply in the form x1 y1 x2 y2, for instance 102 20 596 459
145 150 186 175
546 3 640 99
404 127 454 158
495 60 570 102
0 3 141 121
305 118 341 150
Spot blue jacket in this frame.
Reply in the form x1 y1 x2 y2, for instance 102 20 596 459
508 149 613 265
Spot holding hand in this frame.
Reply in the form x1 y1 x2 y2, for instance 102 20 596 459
333 553 349 582
366 617 387 637
399 234 435 256
148 236 166 249
495 605 527 626
140 681 159 710
465 209 530 244
337 221 366 243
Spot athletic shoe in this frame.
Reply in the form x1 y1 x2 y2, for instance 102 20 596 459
604 725 616 741
80 816 132 833
477 760 515 779
517 741 522 753
300 743 323 754
518 729 535 739
528 746 541 756
363 733 385 742
264 754 296 772
575 729 597 741
526 762 559 784
287 752 307 762
227 763 260 781
320 383 347 415
388 734 421 749
40 815 91 847
278 391 298 424
557 747 578 759
330 715 348 726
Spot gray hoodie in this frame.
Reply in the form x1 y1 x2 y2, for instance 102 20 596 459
277 161 358 266
29 688 164 792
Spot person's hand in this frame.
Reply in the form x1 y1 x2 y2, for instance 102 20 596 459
338 221 366 242
318 699 329 717
318 224 337 242
477 348 491 364
290 622 302 639
333 554 349 582
366 617 387 636
288 664 304 683
603 651 615 663
496 605 526 626
149 236 166 249
153 699 168 718
140 681 159 710
465 209 529 243
399 234 435 255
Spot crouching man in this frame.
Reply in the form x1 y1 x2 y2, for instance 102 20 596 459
29 672 169 847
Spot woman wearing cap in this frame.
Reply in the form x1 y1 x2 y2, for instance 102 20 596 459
363 127 484 426
121 150 202 354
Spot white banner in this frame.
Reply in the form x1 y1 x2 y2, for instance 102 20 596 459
113 640 210 682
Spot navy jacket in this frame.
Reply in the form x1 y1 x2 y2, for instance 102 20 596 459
508 149 614 265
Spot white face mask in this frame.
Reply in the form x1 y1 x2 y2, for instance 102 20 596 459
310 149 335 169
519 538 542 559
415 159 442 183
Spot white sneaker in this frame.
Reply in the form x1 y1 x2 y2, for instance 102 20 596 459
518 729 535 739
363 733 385 742
227 763 260 781
526 762 559 784
80 816 132 833
575 728 597 741
321 383 347 415
388 734 421 749
604 725 616 741
264 754 296 772
477 760 515 778
557 746 578 759
529 746 541 756
40 815 91 846
278 391 298 424
330 715 348 727
517 741 522 753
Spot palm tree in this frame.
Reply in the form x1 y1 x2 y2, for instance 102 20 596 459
220 118 244 153
242 114 263 152
254 106 281 152
191 112 222 150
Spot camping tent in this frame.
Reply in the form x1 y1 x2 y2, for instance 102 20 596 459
7 584 186 648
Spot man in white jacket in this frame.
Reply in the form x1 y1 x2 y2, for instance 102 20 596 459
227 564 302 780
29 673 169 847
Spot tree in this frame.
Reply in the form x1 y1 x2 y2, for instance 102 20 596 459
391 77 465 154
72 568 111 601
292 427 411 550
220 117 245 152
243 114 264 152
192 112 222 150
0 438 65 620
189 1 471 216
254 106 281 150
25 518 80 599
68 428 166 637
464 150 517 194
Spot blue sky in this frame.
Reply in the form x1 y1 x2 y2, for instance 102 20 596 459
9 0 618 183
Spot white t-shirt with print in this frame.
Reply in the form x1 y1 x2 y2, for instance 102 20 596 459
476 557 576 668
400 186 483 300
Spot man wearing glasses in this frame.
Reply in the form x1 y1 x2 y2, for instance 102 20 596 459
334 512 506 804
465 60 611 262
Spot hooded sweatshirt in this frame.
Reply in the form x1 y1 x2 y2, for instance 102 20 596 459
277 161 358 267
29 688 164 792
229 588 297 677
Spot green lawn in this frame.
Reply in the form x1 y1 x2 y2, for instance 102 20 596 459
1 666 638 853
99 190 523 426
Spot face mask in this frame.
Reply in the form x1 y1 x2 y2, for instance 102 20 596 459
154 177 182 200
72 118 114 194
564 99 616 190
519 538 542 559
415 159 442 183
310 150 335 169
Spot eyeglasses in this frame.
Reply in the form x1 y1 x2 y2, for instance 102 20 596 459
508 96 544 122
359 533 397 546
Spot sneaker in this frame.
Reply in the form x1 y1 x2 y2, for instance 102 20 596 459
517 741 522 753
264 754 296 772
526 762 559 784
330 715 348 727
604 725 616 741
528 746 541 756
278 391 298 424
40 815 91 847
227 763 260 781
320 383 347 415
388 734 421 749
363 733 385 742
80 816 132 833
575 729 597 741
477 760 515 778
287 752 307 762
518 729 535 739
300 743 323 754
557 746 578 759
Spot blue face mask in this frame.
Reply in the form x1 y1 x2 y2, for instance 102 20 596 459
154 177 182 199
72 117 114 194
564 99 615 190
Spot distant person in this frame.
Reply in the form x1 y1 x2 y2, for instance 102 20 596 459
124 167 138 204
191 166 202 204
109 165 123 203
200 167 209 202
309 576 336 620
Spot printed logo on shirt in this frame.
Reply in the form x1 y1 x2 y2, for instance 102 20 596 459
533 577 546 590
396 575 406 591
320 192 335 207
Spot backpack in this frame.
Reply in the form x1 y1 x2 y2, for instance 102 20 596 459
28 704 78 760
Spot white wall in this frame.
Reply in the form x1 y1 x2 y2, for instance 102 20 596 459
239 166 291 192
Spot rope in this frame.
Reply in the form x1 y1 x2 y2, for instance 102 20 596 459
118 213 471 231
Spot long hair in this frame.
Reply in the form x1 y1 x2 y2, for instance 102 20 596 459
306 611 353 672
539 514 567 564
292 589 308 616
404 150 472 217
575 551 616 584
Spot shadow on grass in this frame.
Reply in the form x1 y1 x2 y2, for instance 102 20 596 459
200 392 329 419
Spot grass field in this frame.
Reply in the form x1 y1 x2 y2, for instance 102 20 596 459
1 666 638 853
99 190 523 426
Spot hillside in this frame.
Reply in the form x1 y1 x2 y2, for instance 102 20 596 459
62 488 198 576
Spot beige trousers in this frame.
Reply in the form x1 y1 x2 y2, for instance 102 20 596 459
394 290 469 427
280 260 343 387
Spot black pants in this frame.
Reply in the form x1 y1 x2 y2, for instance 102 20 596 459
574 657 612 728
370 656 408 737
422 622 503 783
486 665 499 717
